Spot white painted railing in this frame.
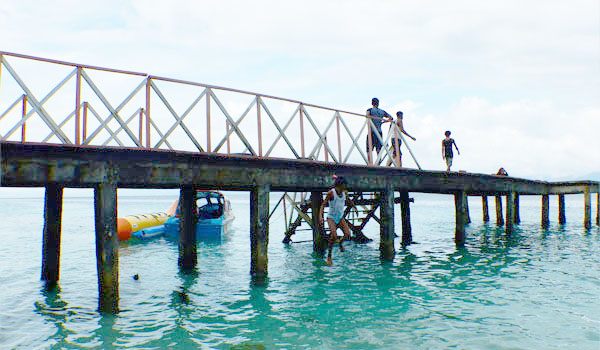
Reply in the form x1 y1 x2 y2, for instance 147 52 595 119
0 51 420 169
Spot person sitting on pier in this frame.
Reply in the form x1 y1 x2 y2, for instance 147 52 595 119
386 111 416 167
366 98 393 165
496 167 508 176
320 176 353 266
442 130 460 171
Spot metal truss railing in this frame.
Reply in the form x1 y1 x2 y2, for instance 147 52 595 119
0 51 420 169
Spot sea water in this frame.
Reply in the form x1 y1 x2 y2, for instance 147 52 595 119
0 188 599 349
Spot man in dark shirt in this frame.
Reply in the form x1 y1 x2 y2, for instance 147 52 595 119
366 97 393 165
442 130 460 171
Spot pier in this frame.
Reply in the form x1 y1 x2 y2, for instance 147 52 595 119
1 52 598 313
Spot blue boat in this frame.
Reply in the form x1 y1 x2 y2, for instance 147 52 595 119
164 191 235 239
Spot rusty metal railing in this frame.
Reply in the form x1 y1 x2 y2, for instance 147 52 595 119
0 51 420 169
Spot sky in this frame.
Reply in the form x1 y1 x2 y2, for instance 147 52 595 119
1 0 599 180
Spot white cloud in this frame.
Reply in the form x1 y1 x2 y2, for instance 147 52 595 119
0 0 598 180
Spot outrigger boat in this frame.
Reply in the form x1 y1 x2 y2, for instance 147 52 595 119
116 190 234 241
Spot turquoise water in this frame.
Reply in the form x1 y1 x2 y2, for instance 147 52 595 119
0 189 599 349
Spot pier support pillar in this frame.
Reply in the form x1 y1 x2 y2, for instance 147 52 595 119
455 191 466 244
41 184 63 284
311 191 326 254
178 186 197 270
596 192 599 226
541 194 550 228
251 185 270 277
513 194 520 224
505 192 514 235
464 195 471 224
584 187 591 230
558 194 566 224
94 183 119 313
495 195 504 226
379 184 395 260
399 191 412 246
482 195 489 222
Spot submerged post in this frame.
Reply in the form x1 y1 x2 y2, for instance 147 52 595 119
541 194 550 228
455 191 466 244
558 194 566 224
41 184 63 284
596 192 599 226
505 192 514 234
495 195 504 226
464 195 471 224
399 191 412 245
513 194 520 224
482 195 489 222
380 184 395 260
311 191 326 253
178 186 197 270
94 183 119 313
583 187 591 230
251 184 270 277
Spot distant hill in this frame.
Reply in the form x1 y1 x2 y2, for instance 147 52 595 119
551 172 600 182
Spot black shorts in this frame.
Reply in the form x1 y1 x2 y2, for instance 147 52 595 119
366 129 383 153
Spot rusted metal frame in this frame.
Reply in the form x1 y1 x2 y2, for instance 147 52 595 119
0 51 148 77
371 118 396 167
299 104 305 158
145 78 151 148
213 96 257 153
302 106 339 163
75 67 82 145
0 60 73 143
80 70 141 147
150 81 204 151
257 98 263 157
284 193 313 227
339 116 369 165
207 89 256 155
268 192 286 220
390 122 422 170
82 104 125 147
308 112 338 162
262 101 301 158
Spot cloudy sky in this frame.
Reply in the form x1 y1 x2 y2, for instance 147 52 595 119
1 0 599 180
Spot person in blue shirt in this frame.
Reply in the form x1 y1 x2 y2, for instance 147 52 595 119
366 98 393 164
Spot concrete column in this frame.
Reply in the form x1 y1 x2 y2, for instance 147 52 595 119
311 191 326 253
455 191 466 244
596 192 600 226
251 184 269 277
558 194 566 224
94 183 119 314
399 191 412 246
178 186 197 270
541 194 550 228
584 187 591 230
505 192 514 235
379 184 395 260
513 194 520 224
482 195 489 222
41 184 63 284
495 195 504 226
464 195 471 224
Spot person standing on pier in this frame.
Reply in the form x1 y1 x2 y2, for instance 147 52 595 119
387 111 416 167
320 176 353 266
366 98 393 165
442 130 460 171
